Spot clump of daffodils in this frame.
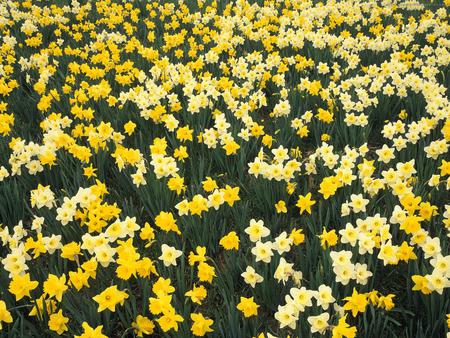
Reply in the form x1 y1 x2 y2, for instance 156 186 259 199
0 0 449 336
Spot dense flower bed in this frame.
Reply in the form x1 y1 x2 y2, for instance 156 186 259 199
0 0 449 337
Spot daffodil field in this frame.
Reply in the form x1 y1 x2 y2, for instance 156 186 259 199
0 0 449 337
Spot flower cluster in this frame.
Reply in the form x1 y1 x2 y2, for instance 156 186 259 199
0 0 449 337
